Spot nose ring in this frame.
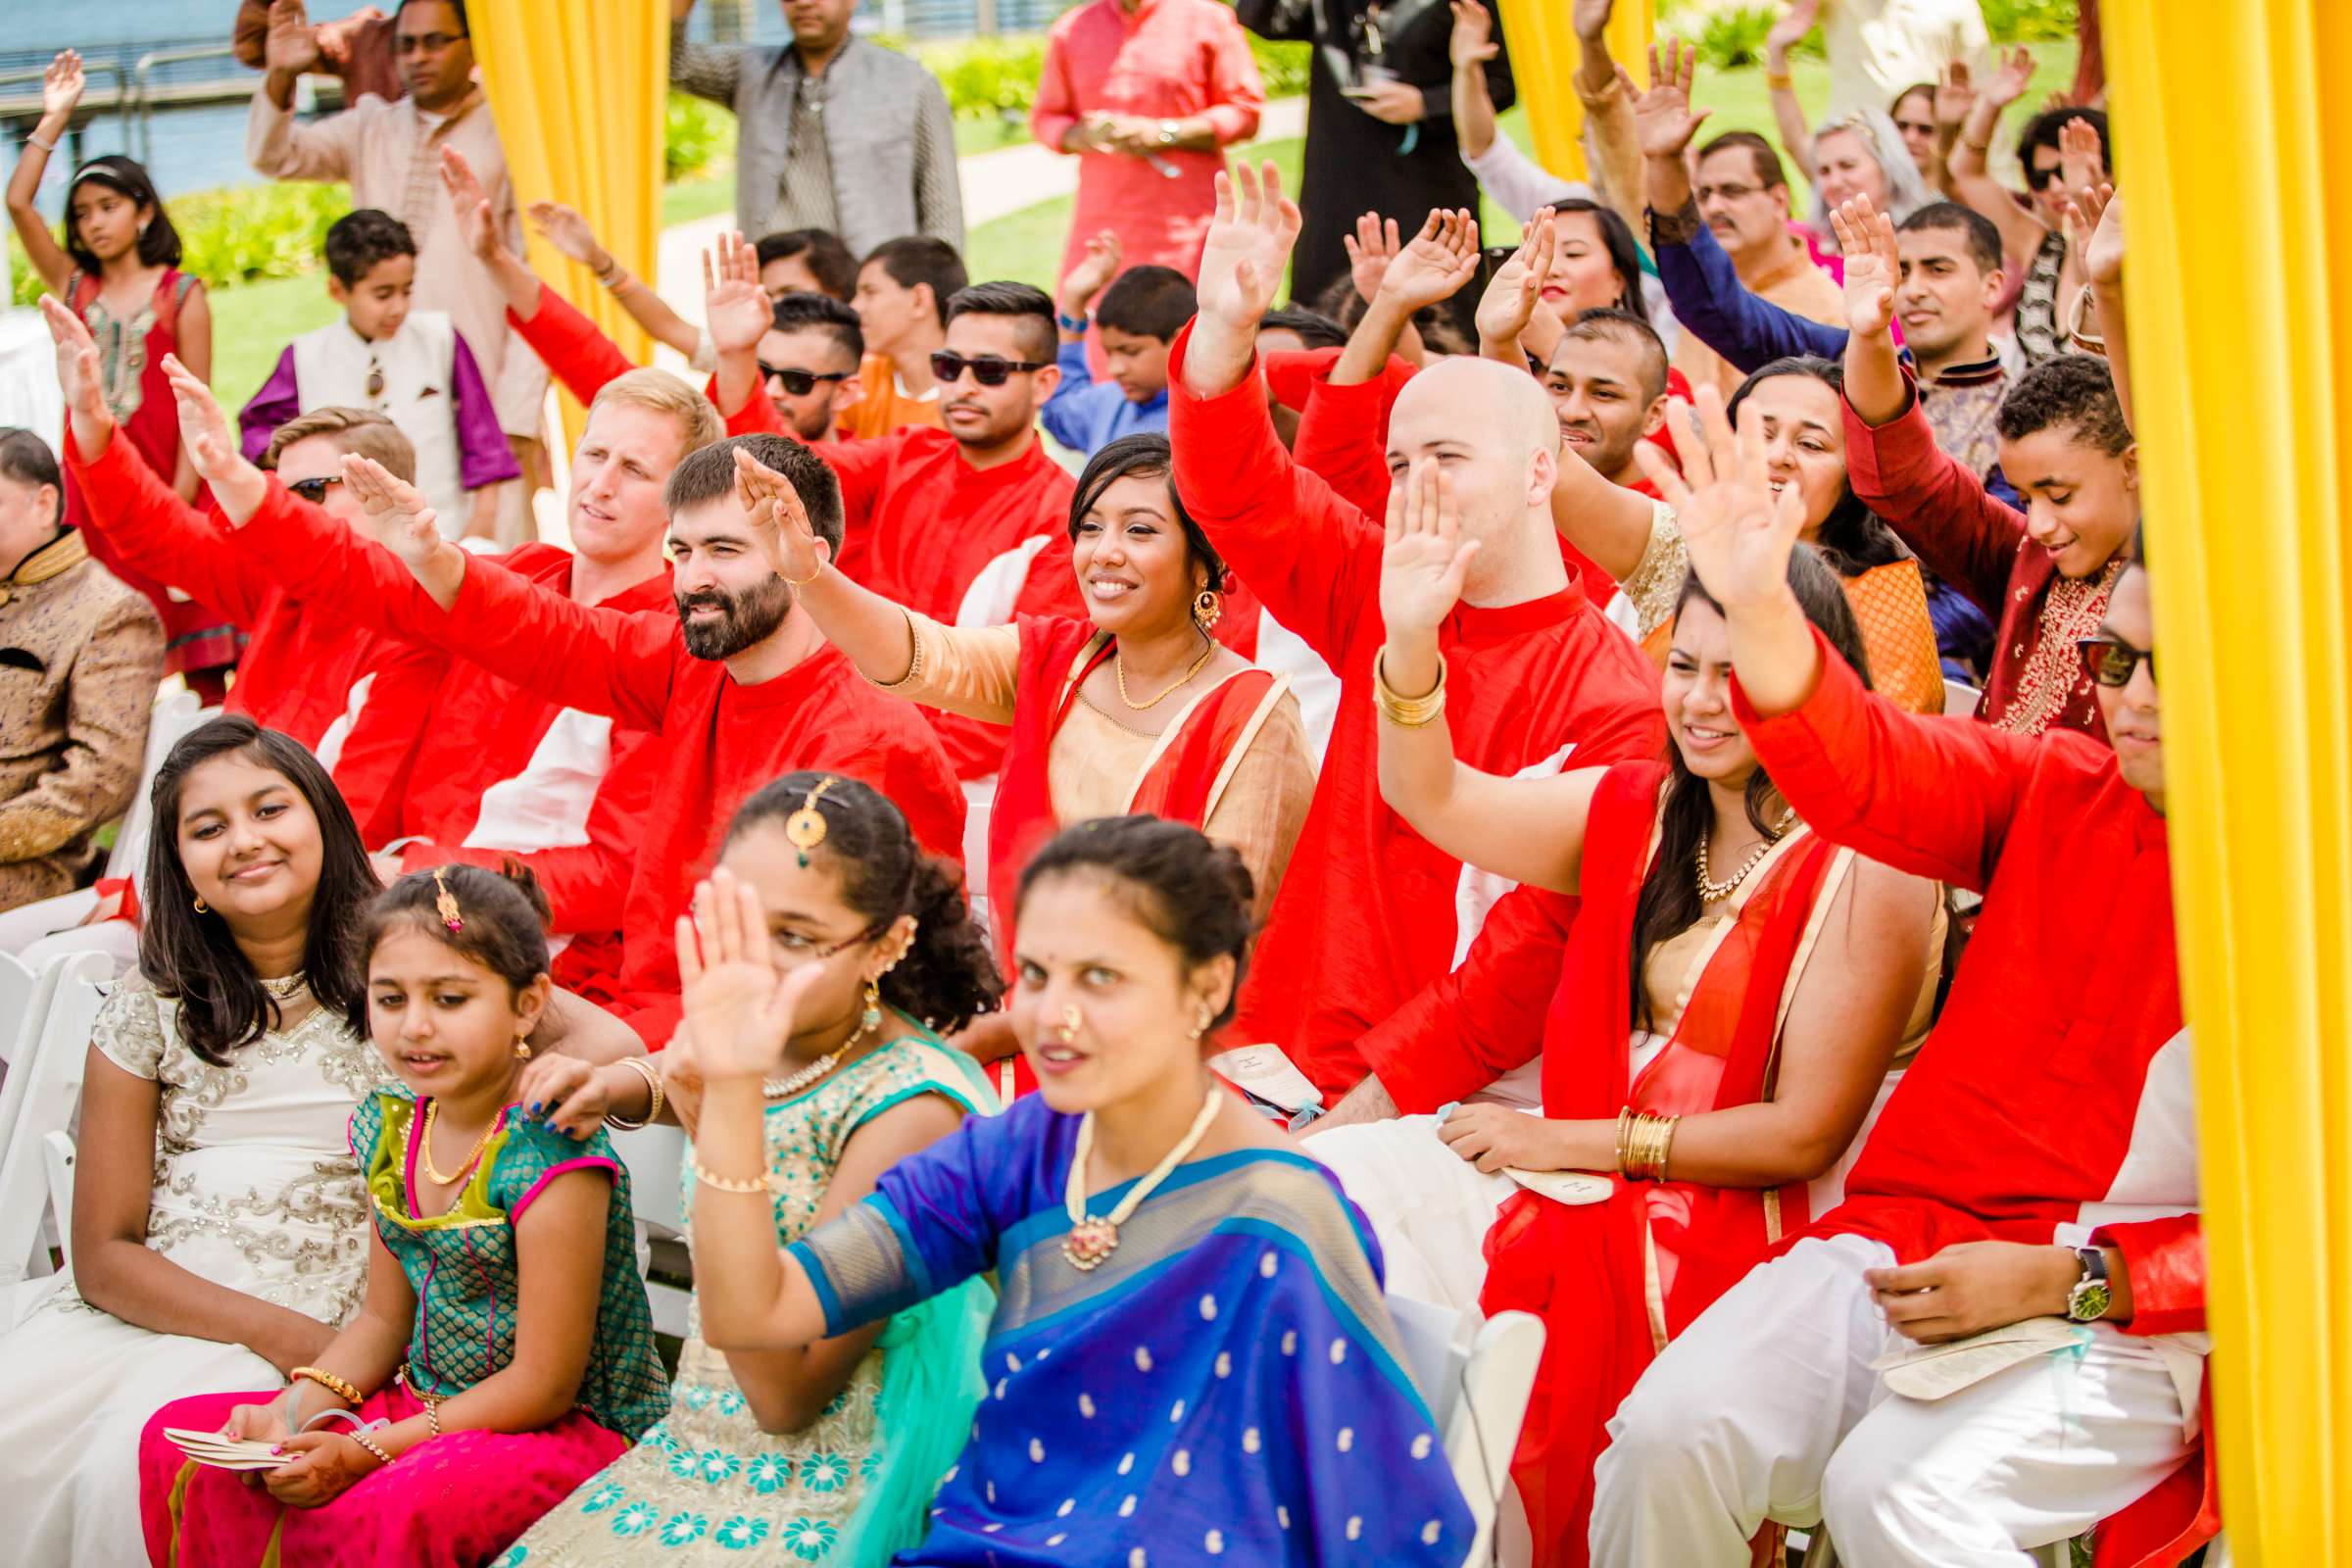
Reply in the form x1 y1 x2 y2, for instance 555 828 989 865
1055 1004 1082 1045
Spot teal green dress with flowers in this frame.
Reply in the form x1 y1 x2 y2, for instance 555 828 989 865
501 1029 999 1566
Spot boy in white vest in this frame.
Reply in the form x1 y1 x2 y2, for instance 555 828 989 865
238 208 516 538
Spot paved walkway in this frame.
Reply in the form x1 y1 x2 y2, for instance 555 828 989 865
648 96 1307 353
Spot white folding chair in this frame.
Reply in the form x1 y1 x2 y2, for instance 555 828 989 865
1388 1295 1545 1568
0 952 110 1287
610 1121 694 1339
1943 678 1984 718
0 948 39 1070
41 1130 75 1274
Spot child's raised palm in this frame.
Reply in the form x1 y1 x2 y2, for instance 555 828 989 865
42 52 85 118
675 868 818 1082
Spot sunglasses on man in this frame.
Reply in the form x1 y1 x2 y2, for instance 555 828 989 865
760 363 853 396
287 475 346 505
930 351 1052 387
2077 636 2156 688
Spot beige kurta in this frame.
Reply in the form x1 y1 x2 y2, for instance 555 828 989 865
0 530 163 911
890 613 1316 924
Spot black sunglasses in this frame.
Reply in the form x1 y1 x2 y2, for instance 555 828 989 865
287 475 345 505
930 351 1051 387
760 363 853 397
2077 636 2155 689
2028 162 2070 190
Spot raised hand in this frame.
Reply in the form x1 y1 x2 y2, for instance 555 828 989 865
1983 44 2034 110
1474 209 1557 353
1060 229 1123 313
264 0 322 76
40 296 106 424
1378 209 1481 314
526 201 604 268
2057 114 2105 194
1637 389 1805 614
1934 60 1975 128
158 354 242 484
1829 196 1899 339
704 231 772 359
675 866 824 1083
41 51 86 120
1196 160 1301 337
338 452 442 566
1621 39 1711 163
1449 0 1501 67
1380 458 1480 641
315 7 384 66
438 146 500 263
1764 4 1809 63
2072 183 2122 288
1570 0 1614 42
1343 212 1402 305
733 445 828 583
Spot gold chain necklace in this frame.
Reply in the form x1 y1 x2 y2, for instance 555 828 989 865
1694 811 1796 903
1061 1087 1223 1271
1113 635 1218 710
417 1099 500 1188
762 1009 881 1100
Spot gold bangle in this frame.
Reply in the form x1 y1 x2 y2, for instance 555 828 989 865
693 1160 773 1195
875 609 928 693
350 1431 395 1468
780 561 823 587
1764 72 1794 91
605 1055 663 1130
1651 1115 1681 1182
291 1365 364 1404
1613 1107 1636 1176
1961 136 1991 156
1373 644 1447 727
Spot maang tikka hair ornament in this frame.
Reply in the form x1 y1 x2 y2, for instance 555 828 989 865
784 776 842 868
432 867 464 935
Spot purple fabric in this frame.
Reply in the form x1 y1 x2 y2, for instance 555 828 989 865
237 346 303 466
450 330 522 491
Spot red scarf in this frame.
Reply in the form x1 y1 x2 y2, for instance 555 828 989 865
1481 760 1838 1567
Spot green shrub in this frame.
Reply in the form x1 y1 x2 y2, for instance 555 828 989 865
1249 36 1312 98
666 90 735 181
916 34 1052 119
14 179 351 305
1982 0 2077 43
1690 3 1780 69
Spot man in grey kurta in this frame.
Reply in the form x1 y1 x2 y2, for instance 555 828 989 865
672 0 964 259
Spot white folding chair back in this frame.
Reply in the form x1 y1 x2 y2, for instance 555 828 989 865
610 1122 693 1339
110 690 211 884
0 953 110 1286
1943 679 1984 718
42 1131 76 1274
1387 1295 1545 1568
0 948 39 1069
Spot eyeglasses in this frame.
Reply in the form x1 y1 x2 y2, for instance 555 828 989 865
2077 636 2156 688
803 918 886 959
760 364 854 396
287 475 345 505
2028 162 2070 190
1694 181 1765 204
395 31 464 54
930 351 1051 387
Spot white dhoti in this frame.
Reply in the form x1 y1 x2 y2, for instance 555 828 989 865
1589 1234 2201 1567
1302 1113 1520 1312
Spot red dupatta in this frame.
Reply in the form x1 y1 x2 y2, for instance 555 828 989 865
986 614 1283 975
1480 760 1842 1568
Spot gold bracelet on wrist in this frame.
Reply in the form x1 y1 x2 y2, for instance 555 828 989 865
1373 644 1447 727
605 1055 663 1130
291 1365 364 1404
349 1431 395 1468
1651 1114 1681 1183
1962 136 1991 155
875 610 928 692
1613 1107 1637 1176
693 1160 774 1196
1764 71 1794 91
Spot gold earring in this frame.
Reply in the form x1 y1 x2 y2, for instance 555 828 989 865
1187 1003 1216 1042
1192 588 1223 632
514 1034 532 1060
860 979 883 1034
192 896 208 914
1055 1004 1082 1045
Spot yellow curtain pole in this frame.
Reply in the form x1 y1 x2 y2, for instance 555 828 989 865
1494 0 1651 181
2106 2 2352 1558
471 0 670 448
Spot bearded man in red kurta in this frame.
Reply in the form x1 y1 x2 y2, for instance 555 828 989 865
1172 163 1665 1109
1591 395 2210 1568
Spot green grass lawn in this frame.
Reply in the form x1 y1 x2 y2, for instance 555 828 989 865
209 42 2078 410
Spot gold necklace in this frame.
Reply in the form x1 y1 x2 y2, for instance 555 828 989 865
260 972 307 1000
1113 635 1218 710
1694 810 1796 903
1061 1087 1223 1271
417 1099 499 1188
761 1008 880 1100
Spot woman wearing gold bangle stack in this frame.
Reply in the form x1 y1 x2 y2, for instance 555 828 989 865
1366 447 1944 1568
732 433 1313 1095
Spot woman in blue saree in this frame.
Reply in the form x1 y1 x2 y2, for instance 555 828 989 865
677 815 1471 1566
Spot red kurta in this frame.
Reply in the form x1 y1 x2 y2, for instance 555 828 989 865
229 493 672 984
1843 375 2115 740
1167 326 1666 1101
1734 629 2210 1564
60 417 417 819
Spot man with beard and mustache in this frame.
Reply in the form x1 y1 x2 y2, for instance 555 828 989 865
158 358 710 1006
308 430 963 1050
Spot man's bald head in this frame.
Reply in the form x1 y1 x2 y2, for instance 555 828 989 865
1385 355 1563 580
1392 355 1563 460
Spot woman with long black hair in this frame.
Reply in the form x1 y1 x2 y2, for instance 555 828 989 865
0 717 636 1564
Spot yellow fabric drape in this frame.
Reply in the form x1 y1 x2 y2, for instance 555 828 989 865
1493 0 1651 181
471 0 671 447
2107 3 2352 1557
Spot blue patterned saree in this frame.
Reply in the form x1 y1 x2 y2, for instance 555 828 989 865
788 1094 1472 1566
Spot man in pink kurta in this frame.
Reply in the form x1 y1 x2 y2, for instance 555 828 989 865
1031 0 1266 285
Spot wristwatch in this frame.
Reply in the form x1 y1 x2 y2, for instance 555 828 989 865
1055 310 1090 334
1155 119 1182 147
2064 1246 2112 1323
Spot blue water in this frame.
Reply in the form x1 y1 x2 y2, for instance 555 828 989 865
3 0 1059 204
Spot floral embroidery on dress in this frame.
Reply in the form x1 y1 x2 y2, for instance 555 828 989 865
610 1500 661 1538
2001 560 2123 737
658 1512 710 1547
780 1518 840 1561
82 293 158 421
712 1515 770 1551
